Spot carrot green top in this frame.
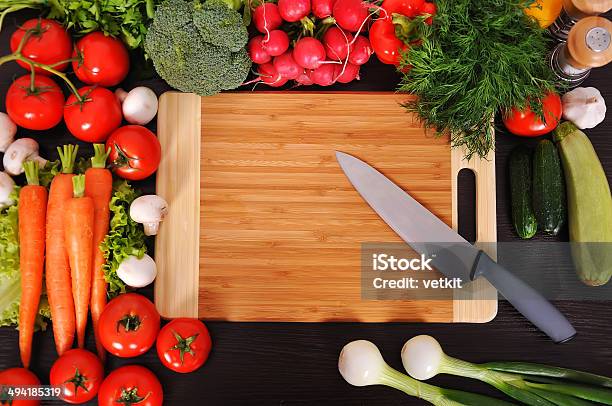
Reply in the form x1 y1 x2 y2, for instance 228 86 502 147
57 144 79 174
23 160 40 186
91 144 110 169
72 175 86 198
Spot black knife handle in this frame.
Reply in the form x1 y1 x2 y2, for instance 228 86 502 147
471 251 577 343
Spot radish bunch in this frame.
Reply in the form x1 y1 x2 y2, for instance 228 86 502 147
247 0 373 87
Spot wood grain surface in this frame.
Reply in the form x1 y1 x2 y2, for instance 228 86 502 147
0 10 610 406
155 92 497 323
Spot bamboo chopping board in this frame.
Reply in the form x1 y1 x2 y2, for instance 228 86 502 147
154 92 497 323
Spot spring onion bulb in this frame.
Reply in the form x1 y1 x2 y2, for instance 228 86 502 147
338 340 514 406
402 335 612 406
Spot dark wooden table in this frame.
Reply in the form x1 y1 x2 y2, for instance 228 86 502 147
0 10 610 406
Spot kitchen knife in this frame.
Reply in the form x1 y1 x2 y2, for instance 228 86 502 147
336 151 576 343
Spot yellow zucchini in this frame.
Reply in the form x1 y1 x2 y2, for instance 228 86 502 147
554 122 612 286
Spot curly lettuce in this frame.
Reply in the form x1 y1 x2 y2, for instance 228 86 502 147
0 189 51 330
101 181 147 297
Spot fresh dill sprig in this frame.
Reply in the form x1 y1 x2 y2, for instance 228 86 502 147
398 0 557 159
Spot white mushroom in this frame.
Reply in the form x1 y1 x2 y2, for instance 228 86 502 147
0 172 15 209
3 138 47 176
121 87 158 125
117 254 157 288
0 113 17 153
129 195 168 236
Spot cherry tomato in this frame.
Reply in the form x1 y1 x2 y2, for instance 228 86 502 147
72 32 130 87
503 92 563 137
49 349 104 404
6 75 64 130
64 86 122 142
0 368 40 406
382 0 425 17
98 293 160 358
156 318 212 373
98 365 163 406
10 19 72 73
369 17 408 65
106 125 162 181
419 2 437 25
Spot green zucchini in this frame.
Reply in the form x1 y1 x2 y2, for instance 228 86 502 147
509 145 537 239
532 139 566 235
554 122 612 286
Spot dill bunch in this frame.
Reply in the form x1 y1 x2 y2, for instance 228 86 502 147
398 0 557 159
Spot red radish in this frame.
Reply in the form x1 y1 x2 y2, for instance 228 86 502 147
248 36 272 64
278 0 311 22
312 0 335 18
332 0 369 32
261 30 290 57
419 2 436 25
273 51 301 80
310 64 336 86
253 3 283 34
348 35 372 65
258 63 288 87
296 70 314 85
334 63 360 83
322 27 354 61
293 37 326 69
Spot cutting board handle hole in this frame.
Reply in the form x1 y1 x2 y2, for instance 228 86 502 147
457 168 476 244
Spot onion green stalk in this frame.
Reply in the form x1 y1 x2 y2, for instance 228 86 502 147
401 335 612 406
338 340 514 406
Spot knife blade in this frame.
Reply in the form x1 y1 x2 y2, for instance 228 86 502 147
336 151 576 343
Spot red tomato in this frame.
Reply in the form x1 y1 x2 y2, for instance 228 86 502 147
156 319 212 373
6 75 64 130
0 368 40 406
72 32 130 87
419 2 437 25
503 92 563 137
382 0 425 17
106 125 161 181
369 17 408 65
64 86 122 142
98 293 160 358
10 19 72 73
49 349 104 404
98 366 162 406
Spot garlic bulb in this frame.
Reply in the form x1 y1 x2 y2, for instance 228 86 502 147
562 87 606 129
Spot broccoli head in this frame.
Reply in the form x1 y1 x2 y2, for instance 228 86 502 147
145 0 251 96
194 0 248 52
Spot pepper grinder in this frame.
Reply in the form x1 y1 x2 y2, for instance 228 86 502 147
550 16 612 87
549 0 612 41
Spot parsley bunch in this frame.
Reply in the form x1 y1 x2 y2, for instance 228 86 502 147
398 0 557 159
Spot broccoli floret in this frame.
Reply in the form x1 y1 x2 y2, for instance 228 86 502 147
193 0 248 52
145 0 251 96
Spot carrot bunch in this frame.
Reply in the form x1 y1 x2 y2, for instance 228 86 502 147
18 161 48 368
45 145 78 356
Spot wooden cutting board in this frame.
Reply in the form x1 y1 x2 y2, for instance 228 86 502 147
154 92 497 323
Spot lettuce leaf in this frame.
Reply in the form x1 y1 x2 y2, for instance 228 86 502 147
0 189 51 330
101 181 147 297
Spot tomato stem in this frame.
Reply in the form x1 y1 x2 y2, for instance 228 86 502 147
63 368 89 396
117 314 142 332
116 387 149 406
169 330 200 365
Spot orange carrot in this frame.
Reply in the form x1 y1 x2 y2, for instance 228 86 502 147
64 175 94 349
45 145 78 356
85 144 112 361
18 161 48 368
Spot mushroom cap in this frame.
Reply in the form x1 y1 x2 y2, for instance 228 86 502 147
0 171 15 209
3 138 41 175
130 195 168 223
0 112 17 153
117 254 157 288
